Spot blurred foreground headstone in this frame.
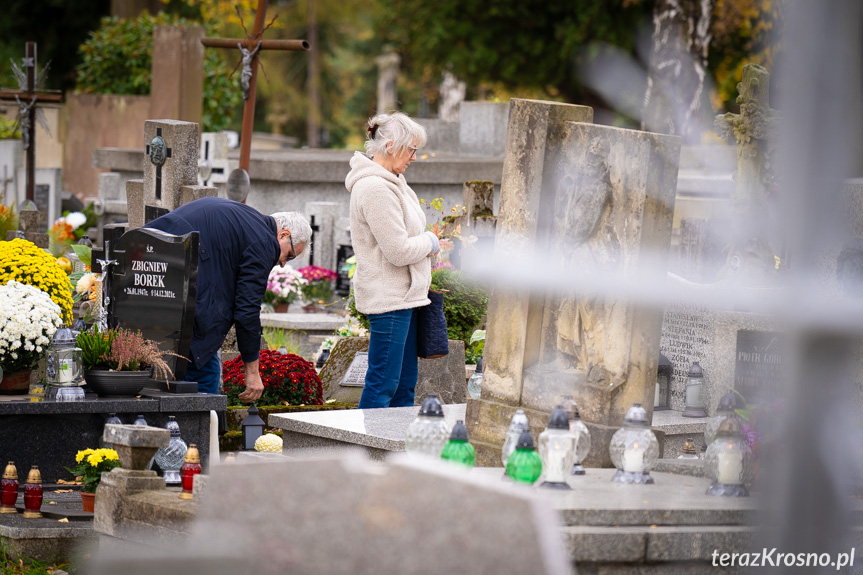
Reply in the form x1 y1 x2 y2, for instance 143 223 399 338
91 453 573 575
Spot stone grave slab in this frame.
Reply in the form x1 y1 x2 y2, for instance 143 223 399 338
320 337 467 405
91 454 573 575
109 226 199 385
269 403 466 459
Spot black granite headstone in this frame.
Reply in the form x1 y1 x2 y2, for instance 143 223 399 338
335 244 354 297
145 205 170 225
733 330 786 403
109 227 199 384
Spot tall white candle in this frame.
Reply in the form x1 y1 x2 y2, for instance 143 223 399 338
544 441 568 483
622 445 644 473
209 410 220 465
717 450 743 484
57 355 75 384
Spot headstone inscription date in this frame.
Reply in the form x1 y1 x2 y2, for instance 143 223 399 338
109 227 200 382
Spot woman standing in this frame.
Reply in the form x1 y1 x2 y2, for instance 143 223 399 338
346 112 438 408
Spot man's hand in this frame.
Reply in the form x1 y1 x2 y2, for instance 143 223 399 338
237 359 263 403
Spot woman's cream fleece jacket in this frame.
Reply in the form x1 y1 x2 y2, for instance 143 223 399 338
346 151 436 315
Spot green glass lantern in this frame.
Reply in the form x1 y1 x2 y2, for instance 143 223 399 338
440 420 476 468
505 430 542 484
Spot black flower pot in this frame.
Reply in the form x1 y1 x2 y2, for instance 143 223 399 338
83 369 154 397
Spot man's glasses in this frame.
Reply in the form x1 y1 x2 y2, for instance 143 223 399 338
408 146 418 158
286 236 296 262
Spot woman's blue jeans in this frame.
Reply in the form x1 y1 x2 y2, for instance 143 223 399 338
359 307 419 409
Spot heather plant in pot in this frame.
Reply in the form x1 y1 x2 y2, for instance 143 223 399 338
78 327 178 396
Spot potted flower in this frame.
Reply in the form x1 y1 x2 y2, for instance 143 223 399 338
263 264 306 313
0 281 63 394
222 349 324 407
0 238 74 323
65 447 120 512
77 327 178 397
297 265 337 312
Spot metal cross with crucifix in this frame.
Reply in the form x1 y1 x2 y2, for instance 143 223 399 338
0 42 62 204
201 0 310 202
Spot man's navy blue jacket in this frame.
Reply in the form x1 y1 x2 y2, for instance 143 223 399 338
147 197 280 369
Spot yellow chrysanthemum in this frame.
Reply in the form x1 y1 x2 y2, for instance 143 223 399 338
75 448 94 463
0 238 73 323
86 452 104 466
254 433 283 453
102 449 119 461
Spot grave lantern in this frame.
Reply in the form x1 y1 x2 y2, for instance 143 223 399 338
505 430 543 485
654 353 672 410
609 403 660 485
45 326 84 402
537 406 575 489
154 415 188 485
22 466 43 518
562 396 591 475
678 439 700 460
440 420 476 468
682 361 708 418
0 462 18 514
405 394 451 458
704 417 753 497
704 391 743 448
241 404 266 451
178 444 202 500
501 409 530 467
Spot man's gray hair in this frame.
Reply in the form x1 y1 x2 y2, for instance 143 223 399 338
364 111 428 158
271 211 313 245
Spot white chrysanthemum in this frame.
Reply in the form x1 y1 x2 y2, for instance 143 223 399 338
254 433 283 453
0 281 61 370
65 212 87 230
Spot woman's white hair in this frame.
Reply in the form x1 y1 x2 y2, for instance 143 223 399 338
270 211 313 246
364 111 428 158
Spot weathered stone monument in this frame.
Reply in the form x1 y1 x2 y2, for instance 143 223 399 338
466 98 682 466
127 119 217 229
714 63 779 285
375 46 400 114
5 208 47 247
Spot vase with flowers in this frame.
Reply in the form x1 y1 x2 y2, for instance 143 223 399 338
78 326 178 397
65 447 120 512
297 265 337 312
263 264 306 313
0 281 63 394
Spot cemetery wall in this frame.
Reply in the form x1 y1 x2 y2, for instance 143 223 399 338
63 93 151 197
92 148 505 218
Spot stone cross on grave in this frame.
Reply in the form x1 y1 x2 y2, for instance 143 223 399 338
125 119 217 230
146 127 172 201
201 0 310 202
714 64 781 284
0 42 62 204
